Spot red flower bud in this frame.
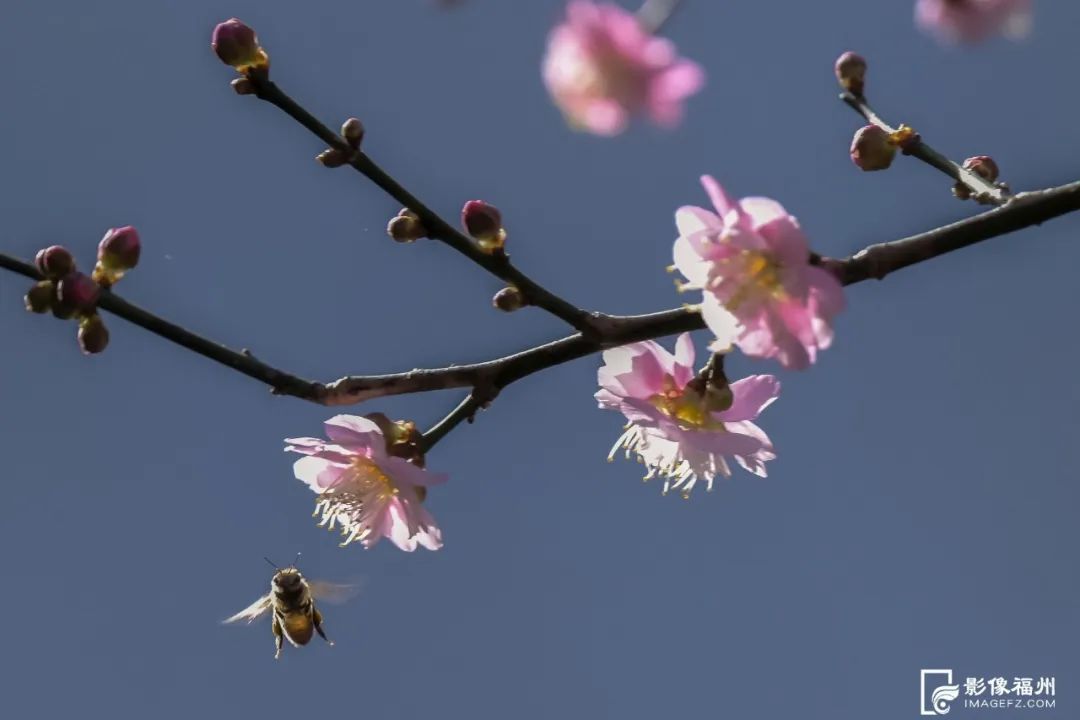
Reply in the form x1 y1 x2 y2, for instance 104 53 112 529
212 18 269 72
34 245 76 280
24 281 54 314
850 125 896 171
834 51 867 95
77 314 110 355
963 155 999 182
55 272 100 316
462 200 506 252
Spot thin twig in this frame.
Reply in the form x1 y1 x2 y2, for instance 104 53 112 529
0 252 326 401
636 0 683 33
244 73 602 336
841 91 1009 206
419 393 485 452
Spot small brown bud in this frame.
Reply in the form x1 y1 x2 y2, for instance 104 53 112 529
316 148 349 168
850 125 896 171
387 214 426 243
951 183 973 201
34 245 76 280
77 314 110 355
24 281 55 314
834 51 867 96
492 286 526 312
341 117 365 147
231 77 255 95
963 155 999 182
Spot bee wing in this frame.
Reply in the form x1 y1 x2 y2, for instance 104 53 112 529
309 580 362 604
222 593 273 624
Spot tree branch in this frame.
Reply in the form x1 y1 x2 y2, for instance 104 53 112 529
636 0 684 34
840 91 1009 206
243 73 603 336
0 252 326 402
4 178 1079 442
416 178 1080 448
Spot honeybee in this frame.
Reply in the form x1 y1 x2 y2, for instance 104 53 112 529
223 556 357 659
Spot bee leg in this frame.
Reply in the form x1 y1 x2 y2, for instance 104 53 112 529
313 609 334 647
272 614 284 660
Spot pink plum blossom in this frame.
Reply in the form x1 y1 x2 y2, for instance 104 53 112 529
673 176 845 370
915 0 1032 44
542 1 704 136
285 415 445 552
597 332 780 497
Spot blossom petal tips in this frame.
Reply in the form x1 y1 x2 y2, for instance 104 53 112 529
542 1 703 136
285 414 444 551
672 176 845 370
915 0 1032 44
597 334 780 497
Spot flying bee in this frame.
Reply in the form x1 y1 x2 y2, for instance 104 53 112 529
223 555 358 659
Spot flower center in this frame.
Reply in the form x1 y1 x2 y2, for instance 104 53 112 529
564 42 646 108
714 249 786 312
649 376 724 431
348 456 399 503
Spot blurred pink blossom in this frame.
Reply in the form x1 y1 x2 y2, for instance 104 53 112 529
915 0 1032 44
286 415 445 551
673 176 845 370
542 1 704 136
597 333 779 497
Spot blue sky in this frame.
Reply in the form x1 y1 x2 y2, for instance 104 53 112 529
0 1 1076 718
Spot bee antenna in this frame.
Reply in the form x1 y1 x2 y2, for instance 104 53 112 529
263 557 279 569
293 552 302 568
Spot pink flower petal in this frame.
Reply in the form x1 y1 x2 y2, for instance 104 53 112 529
700 175 736 216
652 60 705 101
382 455 449 488
673 233 709 288
583 99 629 136
716 375 781 422
323 415 385 451
700 294 740 352
807 266 846 317
671 332 696 387
293 456 348 492
598 342 667 398
675 205 720 240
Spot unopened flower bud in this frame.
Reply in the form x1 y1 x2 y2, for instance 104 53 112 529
951 182 972 201
316 148 350 168
92 226 140 287
462 200 506 252
850 125 896 171
492 286 525 312
341 117 365 147
387 214 426 243
212 18 269 72
77 314 109 355
231 77 255 95
834 51 867 95
55 272 100 316
34 245 76 280
97 226 141 271
24 281 54 314
963 155 999 182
